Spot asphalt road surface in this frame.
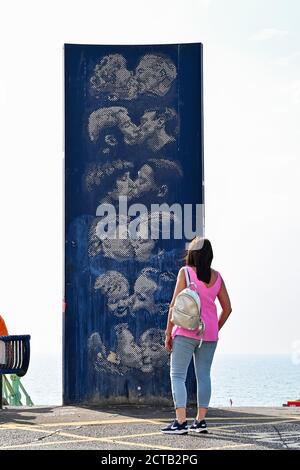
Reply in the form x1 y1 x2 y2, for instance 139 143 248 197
0 405 299 450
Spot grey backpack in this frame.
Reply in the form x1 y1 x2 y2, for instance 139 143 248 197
171 267 205 336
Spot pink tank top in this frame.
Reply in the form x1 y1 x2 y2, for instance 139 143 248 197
171 266 222 342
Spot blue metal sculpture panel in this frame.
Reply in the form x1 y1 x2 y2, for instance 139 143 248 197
64 43 204 404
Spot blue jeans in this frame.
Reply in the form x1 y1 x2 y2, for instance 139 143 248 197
170 335 217 409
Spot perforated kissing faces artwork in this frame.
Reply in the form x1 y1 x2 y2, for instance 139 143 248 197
65 44 203 403
90 54 177 101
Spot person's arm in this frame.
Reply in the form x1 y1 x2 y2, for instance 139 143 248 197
164 268 186 351
217 279 232 331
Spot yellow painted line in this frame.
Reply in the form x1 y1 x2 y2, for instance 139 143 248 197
103 438 180 451
2 415 297 429
206 416 300 421
139 417 293 429
201 443 255 450
0 438 99 450
40 418 151 427
12 418 161 428
0 430 178 452
0 424 171 450
106 421 296 447
0 423 162 440
168 416 300 423
1 437 180 451
0 419 148 430
0 438 255 451
0 418 298 451
105 431 162 440
1 417 297 435
208 419 299 431
0 425 97 442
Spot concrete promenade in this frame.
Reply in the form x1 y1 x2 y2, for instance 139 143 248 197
0 405 299 450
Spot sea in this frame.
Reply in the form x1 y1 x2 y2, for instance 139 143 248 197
20 353 300 407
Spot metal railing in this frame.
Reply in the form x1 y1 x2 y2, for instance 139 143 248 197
2 375 34 406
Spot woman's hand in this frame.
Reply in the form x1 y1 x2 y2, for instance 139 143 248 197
164 334 173 353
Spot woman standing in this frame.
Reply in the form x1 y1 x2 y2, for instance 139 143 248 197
161 238 232 435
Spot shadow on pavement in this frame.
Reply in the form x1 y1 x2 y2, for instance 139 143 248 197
75 404 291 421
0 407 56 426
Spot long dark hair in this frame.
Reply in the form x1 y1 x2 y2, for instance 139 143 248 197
185 238 213 283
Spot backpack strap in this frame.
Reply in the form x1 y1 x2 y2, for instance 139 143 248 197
184 267 199 292
183 266 190 287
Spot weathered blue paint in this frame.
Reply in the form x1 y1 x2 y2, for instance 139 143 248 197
64 43 204 405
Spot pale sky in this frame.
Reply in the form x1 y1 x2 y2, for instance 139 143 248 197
0 0 299 360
